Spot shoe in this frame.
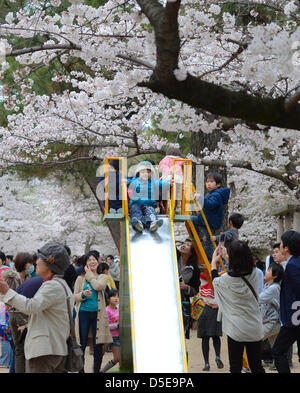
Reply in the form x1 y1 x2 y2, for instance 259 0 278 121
215 357 224 369
150 219 163 233
202 363 210 371
132 217 143 233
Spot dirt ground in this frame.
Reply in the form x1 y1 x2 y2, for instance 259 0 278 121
1 326 299 374
83 326 300 374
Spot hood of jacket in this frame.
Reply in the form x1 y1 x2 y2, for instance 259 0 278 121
212 187 230 204
135 161 156 176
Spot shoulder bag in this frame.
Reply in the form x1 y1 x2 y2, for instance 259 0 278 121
55 278 84 372
241 276 258 302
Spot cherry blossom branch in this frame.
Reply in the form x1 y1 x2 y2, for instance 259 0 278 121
199 40 248 79
116 53 155 70
136 0 300 132
192 157 299 190
7 43 81 57
1 149 165 169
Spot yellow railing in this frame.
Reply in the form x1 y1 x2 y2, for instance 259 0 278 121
170 158 193 220
191 184 226 273
169 158 226 274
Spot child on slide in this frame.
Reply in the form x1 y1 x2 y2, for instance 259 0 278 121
126 161 172 233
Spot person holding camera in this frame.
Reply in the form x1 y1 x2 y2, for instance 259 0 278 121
211 241 265 373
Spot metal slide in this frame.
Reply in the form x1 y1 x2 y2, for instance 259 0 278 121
119 215 188 373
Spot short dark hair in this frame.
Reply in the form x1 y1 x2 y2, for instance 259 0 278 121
89 250 100 259
0 251 6 263
106 255 114 260
77 254 86 267
14 252 34 273
99 262 109 273
144 158 156 165
229 213 244 229
6 255 14 261
107 289 118 299
228 240 254 276
269 263 284 283
273 243 280 249
206 172 222 186
281 231 300 257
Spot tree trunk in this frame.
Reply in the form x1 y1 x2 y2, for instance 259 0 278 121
84 177 121 252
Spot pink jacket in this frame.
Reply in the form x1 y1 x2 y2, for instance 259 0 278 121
158 156 185 182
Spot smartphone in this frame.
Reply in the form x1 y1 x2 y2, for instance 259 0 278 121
218 232 226 255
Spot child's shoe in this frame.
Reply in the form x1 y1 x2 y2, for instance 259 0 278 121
150 219 163 233
132 217 143 233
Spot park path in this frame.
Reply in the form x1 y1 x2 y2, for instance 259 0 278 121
1 327 299 373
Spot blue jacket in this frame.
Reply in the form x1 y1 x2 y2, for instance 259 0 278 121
196 187 230 230
128 177 170 207
280 256 300 327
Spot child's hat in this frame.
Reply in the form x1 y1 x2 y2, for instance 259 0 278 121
135 160 155 176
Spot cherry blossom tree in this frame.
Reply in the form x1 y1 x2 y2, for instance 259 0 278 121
0 0 299 248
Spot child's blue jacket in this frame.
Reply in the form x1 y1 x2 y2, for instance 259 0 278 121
128 177 170 207
196 187 230 230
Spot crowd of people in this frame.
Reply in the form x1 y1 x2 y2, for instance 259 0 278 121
0 247 121 373
0 153 300 374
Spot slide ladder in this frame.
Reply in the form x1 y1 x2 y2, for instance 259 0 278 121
102 157 248 373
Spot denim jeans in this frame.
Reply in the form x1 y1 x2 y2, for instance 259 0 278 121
78 310 103 365
0 339 12 366
9 340 15 373
130 203 157 228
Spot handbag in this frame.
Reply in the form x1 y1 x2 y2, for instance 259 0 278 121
55 279 84 372
191 295 204 320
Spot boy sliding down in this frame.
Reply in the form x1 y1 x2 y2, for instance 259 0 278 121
126 161 173 233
